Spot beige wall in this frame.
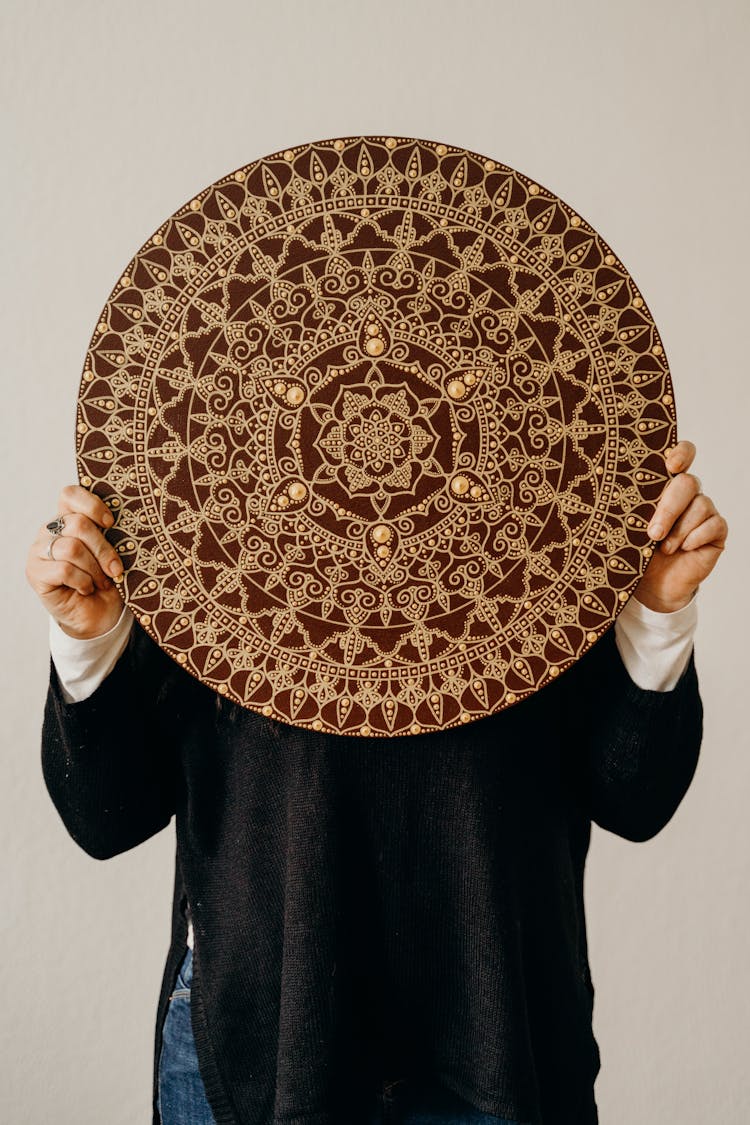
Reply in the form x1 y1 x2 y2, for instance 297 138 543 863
2 0 748 1121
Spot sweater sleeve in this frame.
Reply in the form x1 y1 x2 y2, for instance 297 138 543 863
40 617 186 860
561 623 703 842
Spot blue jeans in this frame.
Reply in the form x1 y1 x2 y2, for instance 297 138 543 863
157 946 521 1124
158 946 216 1125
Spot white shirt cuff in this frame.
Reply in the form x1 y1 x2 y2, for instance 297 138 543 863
49 604 135 704
614 592 698 692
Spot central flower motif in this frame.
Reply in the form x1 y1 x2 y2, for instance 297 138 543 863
318 380 439 495
346 404 411 482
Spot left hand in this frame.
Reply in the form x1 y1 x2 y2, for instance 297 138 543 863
633 440 728 613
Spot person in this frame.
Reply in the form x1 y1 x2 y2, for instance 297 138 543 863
26 439 727 1125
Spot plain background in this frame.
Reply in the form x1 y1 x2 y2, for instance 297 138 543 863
2 1 748 1121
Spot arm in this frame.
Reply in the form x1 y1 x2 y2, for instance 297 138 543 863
561 437 726 841
41 614 184 860
562 615 703 842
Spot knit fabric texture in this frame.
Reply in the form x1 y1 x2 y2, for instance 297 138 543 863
40 619 703 1125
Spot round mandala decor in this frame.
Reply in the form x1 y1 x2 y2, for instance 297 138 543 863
76 135 676 737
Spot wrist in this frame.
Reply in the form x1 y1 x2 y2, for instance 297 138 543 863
633 586 698 614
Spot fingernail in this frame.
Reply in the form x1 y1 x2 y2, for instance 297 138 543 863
648 523 664 540
109 558 123 576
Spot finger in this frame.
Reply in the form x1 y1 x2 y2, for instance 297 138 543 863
26 537 121 601
679 513 729 553
33 558 96 598
647 471 702 540
40 510 123 580
661 494 716 554
36 530 112 588
57 483 115 530
665 441 696 475
32 523 110 589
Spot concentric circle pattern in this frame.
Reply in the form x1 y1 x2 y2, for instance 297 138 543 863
76 135 675 736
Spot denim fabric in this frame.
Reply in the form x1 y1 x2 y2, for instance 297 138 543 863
158 946 522 1125
157 946 217 1124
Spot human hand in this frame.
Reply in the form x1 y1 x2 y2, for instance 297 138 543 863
633 441 728 613
26 484 126 639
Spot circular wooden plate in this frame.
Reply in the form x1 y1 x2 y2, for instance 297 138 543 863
76 135 675 736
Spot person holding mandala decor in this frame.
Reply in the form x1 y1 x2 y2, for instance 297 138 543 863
26 438 726 1125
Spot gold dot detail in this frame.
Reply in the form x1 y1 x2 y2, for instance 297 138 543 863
451 475 470 496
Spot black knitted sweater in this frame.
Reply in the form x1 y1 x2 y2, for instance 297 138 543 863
40 618 702 1125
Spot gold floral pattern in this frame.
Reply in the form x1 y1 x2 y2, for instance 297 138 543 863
76 136 675 736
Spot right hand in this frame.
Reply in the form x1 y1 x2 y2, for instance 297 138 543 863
26 484 128 640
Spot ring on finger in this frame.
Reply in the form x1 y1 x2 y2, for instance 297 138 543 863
45 513 66 560
46 532 64 560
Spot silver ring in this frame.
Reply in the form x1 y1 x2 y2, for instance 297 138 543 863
45 514 66 560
